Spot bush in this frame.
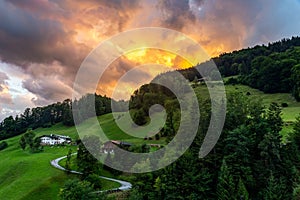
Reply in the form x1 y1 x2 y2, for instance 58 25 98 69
281 102 288 107
132 109 147 126
0 141 8 151
226 77 239 85
246 92 251 96
85 174 102 190
155 133 160 140
58 179 99 200
42 124 52 128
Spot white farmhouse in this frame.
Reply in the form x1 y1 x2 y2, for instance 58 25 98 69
40 134 71 145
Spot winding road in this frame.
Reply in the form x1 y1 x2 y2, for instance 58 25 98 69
50 154 132 192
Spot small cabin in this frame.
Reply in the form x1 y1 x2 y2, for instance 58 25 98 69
101 140 132 154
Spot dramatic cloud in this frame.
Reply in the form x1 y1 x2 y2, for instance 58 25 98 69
0 0 300 120
157 0 198 30
22 76 73 105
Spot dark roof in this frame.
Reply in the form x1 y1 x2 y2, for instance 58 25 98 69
103 141 115 149
120 141 132 146
111 140 132 146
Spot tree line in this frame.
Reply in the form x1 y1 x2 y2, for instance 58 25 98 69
0 94 114 141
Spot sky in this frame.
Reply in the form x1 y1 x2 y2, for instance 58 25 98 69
0 0 300 121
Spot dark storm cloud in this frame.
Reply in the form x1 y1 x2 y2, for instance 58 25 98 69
22 77 73 105
0 0 142 101
0 1 92 95
157 0 196 30
50 0 141 33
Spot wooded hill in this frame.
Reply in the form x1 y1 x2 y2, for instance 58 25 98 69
178 36 300 100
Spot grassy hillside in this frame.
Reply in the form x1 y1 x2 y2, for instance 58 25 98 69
224 84 300 122
194 83 300 122
0 134 77 200
0 113 148 200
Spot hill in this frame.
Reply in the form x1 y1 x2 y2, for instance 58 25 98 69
0 113 142 200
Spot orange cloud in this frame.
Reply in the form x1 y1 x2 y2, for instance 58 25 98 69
125 49 192 69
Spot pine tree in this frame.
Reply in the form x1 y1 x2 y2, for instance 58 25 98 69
19 135 26 150
65 149 72 172
262 173 284 200
216 159 235 200
237 177 249 200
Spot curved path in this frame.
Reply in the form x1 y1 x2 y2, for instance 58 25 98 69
50 154 132 192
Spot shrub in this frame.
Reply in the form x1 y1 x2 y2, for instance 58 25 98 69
155 133 160 140
132 109 147 126
226 77 238 85
281 102 288 107
0 141 8 151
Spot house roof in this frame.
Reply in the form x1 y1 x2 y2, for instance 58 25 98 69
110 140 132 146
103 141 115 149
40 134 71 141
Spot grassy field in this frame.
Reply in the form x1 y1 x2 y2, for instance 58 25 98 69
0 113 152 200
71 112 167 145
194 83 300 122
193 83 300 140
224 84 300 122
0 134 77 200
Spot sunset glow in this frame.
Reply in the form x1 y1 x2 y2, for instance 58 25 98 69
125 49 192 69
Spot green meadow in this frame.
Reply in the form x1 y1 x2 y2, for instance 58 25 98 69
0 113 141 200
194 83 300 122
224 84 300 122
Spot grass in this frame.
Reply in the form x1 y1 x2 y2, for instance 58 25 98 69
0 113 143 200
0 134 77 200
0 112 166 200
193 82 300 122
193 83 300 139
224 84 300 122
75 112 167 145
